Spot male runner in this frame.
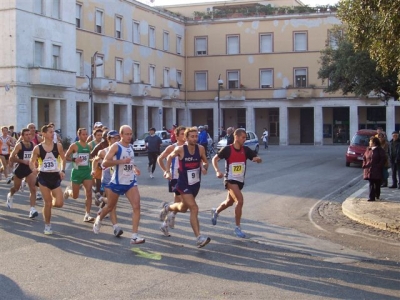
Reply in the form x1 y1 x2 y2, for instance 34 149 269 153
64 128 94 222
157 126 186 236
211 128 262 238
161 127 210 248
27 123 43 200
0 126 12 180
93 125 145 245
29 125 66 234
7 128 38 218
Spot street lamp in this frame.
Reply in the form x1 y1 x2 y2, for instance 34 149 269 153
87 51 103 129
217 75 224 140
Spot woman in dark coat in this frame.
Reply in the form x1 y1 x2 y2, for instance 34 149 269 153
362 136 386 201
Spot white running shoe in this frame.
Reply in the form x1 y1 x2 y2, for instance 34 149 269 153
63 188 71 200
93 216 101 234
196 235 211 248
160 224 170 237
150 173 154 178
159 202 169 221
167 212 176 229
130 235 145 245
6 193 13 209
29 208 39 219
83 214 95 223
36 192 42 200
44 225 53 235
19 179 26 193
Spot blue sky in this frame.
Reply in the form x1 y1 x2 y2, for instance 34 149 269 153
141 0 339 6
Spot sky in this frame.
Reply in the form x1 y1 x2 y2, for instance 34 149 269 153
141 0 339 6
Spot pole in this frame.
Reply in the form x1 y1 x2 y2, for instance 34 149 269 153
90 51 98 130
217 74 223 141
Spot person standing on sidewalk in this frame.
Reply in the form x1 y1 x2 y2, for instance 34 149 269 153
378 133 390 187
362 136 386 201
160 127 211 248
145 127 162 178
93 125 145 245
388 131 400 189
210 128 262 238
262 127 269 149
6 128 38 218
157 125 186 237
29 124 66 235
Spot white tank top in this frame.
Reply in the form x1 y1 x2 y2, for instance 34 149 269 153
110 142 136 185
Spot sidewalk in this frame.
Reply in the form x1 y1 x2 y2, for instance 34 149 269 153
342 181 400 233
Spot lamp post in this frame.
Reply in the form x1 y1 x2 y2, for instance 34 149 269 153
217 75 224 140
87 51 103 129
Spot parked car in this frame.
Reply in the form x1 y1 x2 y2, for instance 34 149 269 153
345 129 377 167
133 130 172 156
216 130 259 154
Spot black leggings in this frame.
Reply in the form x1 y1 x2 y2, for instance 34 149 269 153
148 152 159 173
368 179 381 200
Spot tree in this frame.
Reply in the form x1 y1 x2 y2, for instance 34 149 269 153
318 27 399 101
337 0 400 95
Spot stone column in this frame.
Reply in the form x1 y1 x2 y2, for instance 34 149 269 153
246 107 255 133
386 103 395 135
279 106 288 146
349 105 358 137
49 99 61 129
314 105 323 145
31 97 38 126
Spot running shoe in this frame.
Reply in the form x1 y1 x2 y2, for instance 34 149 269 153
159 202 169 221
150 173 154 178
93 216 101 234
19 179 26 193
130 235 145 244
160 224 170 237
44 225 53 235
36 192 42 200
29 208 39 219
63 188 70 200
83 214 95 223
94 192 103 206
167 212 176 229
211 208 218 225
113 226 124 237
6 193 13 209
234 227 246 238
6 175 14 184
196 235 211 248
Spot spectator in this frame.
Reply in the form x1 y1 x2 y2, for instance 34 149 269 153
145 127 162 178
197 125 208 155
262 127 269 149
388 131 400 188
219 127 227 140
226 127 234 145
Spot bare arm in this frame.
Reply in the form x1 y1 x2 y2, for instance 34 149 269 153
103 143 131 168
64 143 77 162
164 146 182 179
29 145 40 175
157 144 175 173
57 143 66 180
198 145 208 175
9 143 25 165
212 154 224 178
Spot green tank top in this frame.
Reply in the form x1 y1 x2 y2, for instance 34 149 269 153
74 142 91 170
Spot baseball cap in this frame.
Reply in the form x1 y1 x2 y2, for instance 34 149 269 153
94 121 103 127
107 130 119 138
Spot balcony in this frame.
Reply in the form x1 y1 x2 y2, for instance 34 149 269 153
161 87 180 99
214 89 246 101
130 83 152 97
93 78 117 94
29 67 75 88
286 87 318 99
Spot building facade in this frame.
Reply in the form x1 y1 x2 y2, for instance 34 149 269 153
0 0 399 143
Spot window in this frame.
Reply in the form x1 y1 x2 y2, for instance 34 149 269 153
115 16 122 39
34 0 44 14
260 33 273 53
269 109 279 137
34 41 44 67
294 32 307 51
95 10 103 34
132 21 140 44
149 65 155 86
195 72 207 91
227 71 239 89
176 35 182 54
52 0 60 19
76 51 83 76
76 4 82 28
149 26 155 48
52 45 61 69
195 37 207 56
163 68 170 87
133 62 140 83
329 30 342 50
116 59 123 82
260 69 273 88
95 54 104 77
227 35 239 55
163 31 169 51
177 70 182 88
294 68 307 87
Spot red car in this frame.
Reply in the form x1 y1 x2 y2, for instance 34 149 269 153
345 129 377 167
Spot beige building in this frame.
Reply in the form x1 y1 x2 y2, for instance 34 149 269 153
0 0 398 144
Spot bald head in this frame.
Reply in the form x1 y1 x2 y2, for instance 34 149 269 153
120 125 132 135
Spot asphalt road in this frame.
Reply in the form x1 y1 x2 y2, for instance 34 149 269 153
0 145 399 299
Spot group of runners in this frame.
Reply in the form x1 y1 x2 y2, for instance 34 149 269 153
2 122 262 248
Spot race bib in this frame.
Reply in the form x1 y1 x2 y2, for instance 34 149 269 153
42 157 57 171
187 168 200 185
122 163 134 177
2 147 7 153
23 151 32 160
229 162 245 182
77 153 89 166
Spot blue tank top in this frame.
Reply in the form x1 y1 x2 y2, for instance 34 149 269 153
178 144 201 186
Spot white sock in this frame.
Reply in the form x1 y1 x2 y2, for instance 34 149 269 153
113 224 119 230
30 206 35 211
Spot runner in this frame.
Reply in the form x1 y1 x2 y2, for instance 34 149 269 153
29 124 66 235
161 127 210 248
63 128 95 222
211 128 262 238
91 130 123 237
93 125 145 245
157 125 186 236
6 128 38 218
86 122 103 143
27 123 43 200
0 126 12 180
90 130 109 201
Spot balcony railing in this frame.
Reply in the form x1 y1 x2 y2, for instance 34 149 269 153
29 67 75 88
93 78 117 94
214 89 246 101
161 87 180 99
130 83 152 97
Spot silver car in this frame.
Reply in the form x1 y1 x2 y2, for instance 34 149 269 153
133 130 172 156
216 130 259 154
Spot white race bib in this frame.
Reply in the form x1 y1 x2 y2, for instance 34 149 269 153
42 157 57 171
187 168 200 185
23 151 32 161
77 153 89 166
229 162 245 182
122 163 134 177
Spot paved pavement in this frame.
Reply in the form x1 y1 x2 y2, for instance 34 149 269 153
342 179 400 233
